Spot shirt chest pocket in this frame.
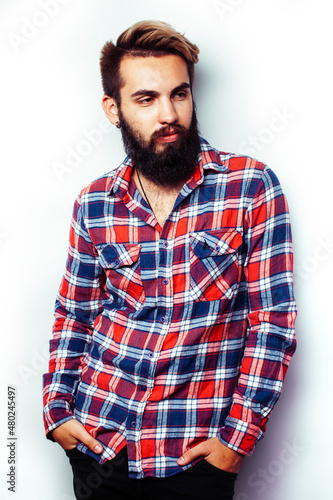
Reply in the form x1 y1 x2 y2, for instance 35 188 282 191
98 243 145 309
189 229 243 302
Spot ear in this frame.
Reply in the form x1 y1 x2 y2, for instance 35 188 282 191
102 95 120 126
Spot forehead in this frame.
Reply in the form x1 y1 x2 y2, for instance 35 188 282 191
119 54 190 94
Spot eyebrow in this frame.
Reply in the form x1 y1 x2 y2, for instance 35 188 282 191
130 82 191 99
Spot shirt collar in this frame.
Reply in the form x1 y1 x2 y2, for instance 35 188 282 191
198 137 231 174
107 156 134 198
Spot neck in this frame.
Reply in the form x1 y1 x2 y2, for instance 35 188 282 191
133 169 184 227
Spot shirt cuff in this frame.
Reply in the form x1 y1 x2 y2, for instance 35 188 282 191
219 402 267 456
43 400 75 440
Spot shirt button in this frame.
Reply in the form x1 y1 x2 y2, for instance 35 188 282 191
215 245 220 252
162 241 169 248
131 421 136 428
163 279 169 285
160 316 166 323
114 258 120 266
149 352 155 358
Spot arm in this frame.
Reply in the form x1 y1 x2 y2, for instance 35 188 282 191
179 167 297 469
43 194 105 451
220 167 297 455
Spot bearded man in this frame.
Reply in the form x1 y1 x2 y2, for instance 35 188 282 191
43 20 297 500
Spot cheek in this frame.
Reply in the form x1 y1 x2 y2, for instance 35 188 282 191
123 109 155 143
132 108 156 133
180 101 194 128
135 121 155 145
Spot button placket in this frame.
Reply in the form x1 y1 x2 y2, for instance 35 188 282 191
157 237 173 312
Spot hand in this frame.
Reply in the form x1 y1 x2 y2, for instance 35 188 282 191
51 419 103 454
177 437 244 474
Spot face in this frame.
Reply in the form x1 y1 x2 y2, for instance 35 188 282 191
117 54 194 153
102 54 201 187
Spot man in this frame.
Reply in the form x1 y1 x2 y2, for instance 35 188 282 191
43 21 297 500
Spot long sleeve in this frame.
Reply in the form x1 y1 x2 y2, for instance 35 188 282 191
219 167 297 455
42 195 104 436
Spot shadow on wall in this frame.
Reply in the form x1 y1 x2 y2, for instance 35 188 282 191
234 351 303 500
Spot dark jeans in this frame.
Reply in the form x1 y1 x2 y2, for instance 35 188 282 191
66 446 237 500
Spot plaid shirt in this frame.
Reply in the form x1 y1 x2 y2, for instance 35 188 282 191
43 138 296 479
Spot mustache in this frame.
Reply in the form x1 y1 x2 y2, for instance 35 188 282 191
151 124 189 141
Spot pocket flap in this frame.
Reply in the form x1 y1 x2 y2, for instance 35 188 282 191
98 243 141 269
190 229 242 258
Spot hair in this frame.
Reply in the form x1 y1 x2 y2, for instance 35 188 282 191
100 20 200 104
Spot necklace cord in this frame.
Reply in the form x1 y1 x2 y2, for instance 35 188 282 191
136 170 154 213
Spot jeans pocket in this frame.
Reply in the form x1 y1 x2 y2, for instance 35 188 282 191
65 447 82 458
201 458 238 481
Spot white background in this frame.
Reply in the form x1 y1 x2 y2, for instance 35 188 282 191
1 0 332 498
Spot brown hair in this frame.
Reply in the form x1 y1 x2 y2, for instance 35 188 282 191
100 20 200 103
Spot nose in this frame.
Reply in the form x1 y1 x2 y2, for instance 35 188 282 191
158 97 178 125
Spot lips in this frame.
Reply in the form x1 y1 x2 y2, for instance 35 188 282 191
158 132 179 143
156 128 180 143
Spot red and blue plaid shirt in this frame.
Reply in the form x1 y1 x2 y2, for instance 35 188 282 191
43 138 297 479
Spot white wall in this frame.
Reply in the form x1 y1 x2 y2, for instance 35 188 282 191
1 0 331 498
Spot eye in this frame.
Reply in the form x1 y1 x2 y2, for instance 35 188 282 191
137 96 154 105
173 91 188 100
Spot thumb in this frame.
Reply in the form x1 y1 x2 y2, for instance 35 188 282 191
177 442 207 466
74 422 103 454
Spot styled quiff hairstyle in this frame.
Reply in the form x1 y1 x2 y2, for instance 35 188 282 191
100 20 200 104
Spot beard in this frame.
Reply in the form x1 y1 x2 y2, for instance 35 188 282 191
118 105 201 187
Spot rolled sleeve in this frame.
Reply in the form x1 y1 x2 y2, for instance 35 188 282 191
42 194 104 435
219 167 297 455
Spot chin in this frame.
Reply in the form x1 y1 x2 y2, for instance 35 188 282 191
155 139 181 151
